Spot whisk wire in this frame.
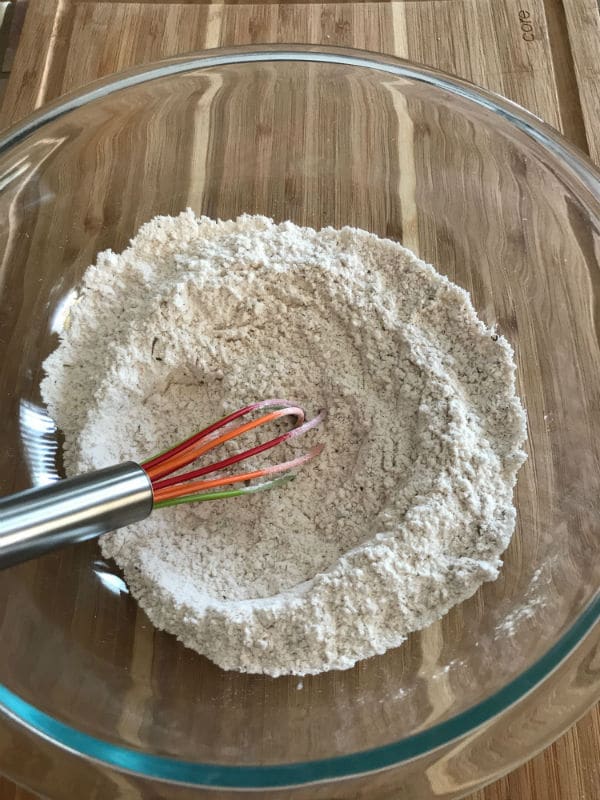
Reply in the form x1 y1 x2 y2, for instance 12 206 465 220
153 474 295 509
152 444 323 503
145 406 304 482
142 399 296 472
142 400 324 508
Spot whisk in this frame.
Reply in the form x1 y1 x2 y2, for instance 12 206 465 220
0 399 324 569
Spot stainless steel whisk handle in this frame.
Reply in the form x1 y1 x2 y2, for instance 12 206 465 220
0 462 153 570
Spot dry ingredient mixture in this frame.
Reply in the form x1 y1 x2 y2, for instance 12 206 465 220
41 212 527 676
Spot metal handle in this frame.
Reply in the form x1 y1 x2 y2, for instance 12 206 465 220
0 462 153 569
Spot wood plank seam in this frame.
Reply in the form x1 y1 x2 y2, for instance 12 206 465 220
541 0 590 154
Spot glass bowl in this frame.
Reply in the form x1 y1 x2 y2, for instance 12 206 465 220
0 46 599 800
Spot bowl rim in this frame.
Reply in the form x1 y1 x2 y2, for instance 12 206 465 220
1 44 599 789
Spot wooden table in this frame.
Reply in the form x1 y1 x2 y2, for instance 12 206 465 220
1 1 599 798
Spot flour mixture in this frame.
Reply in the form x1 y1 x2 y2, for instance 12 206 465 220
41 212 527 676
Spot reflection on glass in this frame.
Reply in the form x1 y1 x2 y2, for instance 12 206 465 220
50 288 78 334
19 400 60 486
0 158 30 192
92 560 129 595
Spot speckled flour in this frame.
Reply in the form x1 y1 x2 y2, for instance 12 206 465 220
41 211 527 676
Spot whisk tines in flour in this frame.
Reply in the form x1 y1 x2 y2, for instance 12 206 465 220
143 398 326 507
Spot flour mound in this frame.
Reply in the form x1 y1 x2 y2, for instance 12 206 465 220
41 211 527 676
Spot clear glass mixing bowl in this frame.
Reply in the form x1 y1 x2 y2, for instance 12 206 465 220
0 46 599 800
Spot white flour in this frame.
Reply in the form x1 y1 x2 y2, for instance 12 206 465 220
41 212 527 676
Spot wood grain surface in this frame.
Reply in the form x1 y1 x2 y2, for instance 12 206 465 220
1 2 599 799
